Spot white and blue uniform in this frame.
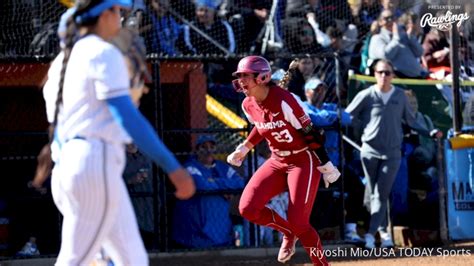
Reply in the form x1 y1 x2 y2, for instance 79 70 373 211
43 35 148 265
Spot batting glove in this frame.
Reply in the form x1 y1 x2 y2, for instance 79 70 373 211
227 143 250 167
317 161 341 188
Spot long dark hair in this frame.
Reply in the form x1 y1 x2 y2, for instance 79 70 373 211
278 59 299 89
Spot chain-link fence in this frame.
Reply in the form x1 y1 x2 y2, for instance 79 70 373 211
1 0 473 61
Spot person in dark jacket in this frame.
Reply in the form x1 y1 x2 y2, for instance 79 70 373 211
143 0 182 55
178 0 236 55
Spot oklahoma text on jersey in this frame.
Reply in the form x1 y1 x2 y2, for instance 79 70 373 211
254 120 287 129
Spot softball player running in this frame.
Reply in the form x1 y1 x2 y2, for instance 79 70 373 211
227 56 340 265
40 1 195 265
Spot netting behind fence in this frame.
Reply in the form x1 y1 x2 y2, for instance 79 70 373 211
2 0 472 83
0 0 431 59
2 0 472 103
0 0 66 58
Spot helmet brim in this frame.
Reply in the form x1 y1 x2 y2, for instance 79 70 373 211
232 70 256 77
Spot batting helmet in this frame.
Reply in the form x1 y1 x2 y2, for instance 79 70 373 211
232 56 272 85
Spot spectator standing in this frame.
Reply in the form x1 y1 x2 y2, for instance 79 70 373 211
345 59 442 249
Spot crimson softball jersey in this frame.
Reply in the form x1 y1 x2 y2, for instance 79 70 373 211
242 85 312 153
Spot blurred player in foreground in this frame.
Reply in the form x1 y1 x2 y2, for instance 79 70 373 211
33 0 195 264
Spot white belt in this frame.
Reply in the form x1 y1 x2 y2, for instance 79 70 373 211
274 147 308 157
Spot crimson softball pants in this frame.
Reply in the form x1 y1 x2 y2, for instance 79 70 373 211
239 150 328 266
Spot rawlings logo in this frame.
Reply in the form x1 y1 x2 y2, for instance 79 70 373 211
420 11 470 31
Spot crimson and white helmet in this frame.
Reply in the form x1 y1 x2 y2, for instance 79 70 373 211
232 56 272 92
233 56 271 81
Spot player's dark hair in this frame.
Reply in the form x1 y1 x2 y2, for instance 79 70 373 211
278 59 299 89
50 15 76 141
